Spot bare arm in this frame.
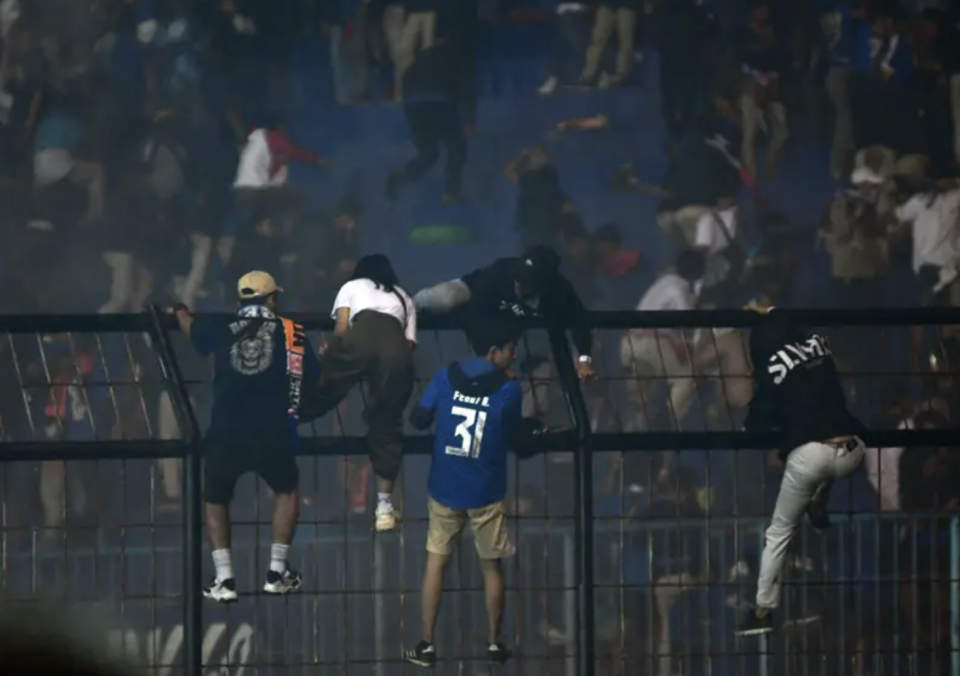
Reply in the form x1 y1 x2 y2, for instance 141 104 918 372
503 149 529 183
334 307 350 337
173 307 194 338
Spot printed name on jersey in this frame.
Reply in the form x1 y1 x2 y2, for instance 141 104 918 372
445 391 491 458
767 334 832 384
453 391 490 408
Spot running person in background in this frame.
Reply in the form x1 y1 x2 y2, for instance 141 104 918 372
171 271 321 602
300 254 417 532
413 246 595 382
736 303 866 636
402 318 543 668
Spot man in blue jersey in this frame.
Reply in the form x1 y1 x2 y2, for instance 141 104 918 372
171 270 321 603
402 319 542 668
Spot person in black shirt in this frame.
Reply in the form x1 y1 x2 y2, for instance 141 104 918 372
556 213 600 306
171 270 321 603
503 144 568 251
735 304 866 636
413 246 595 381
649 0 717 140
386 37 475 202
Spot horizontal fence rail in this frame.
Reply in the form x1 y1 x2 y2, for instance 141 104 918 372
0 307 958 676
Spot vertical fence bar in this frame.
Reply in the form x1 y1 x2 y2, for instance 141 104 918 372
374 536 386 676
951 516 960 676
547 326 595 676
563 530 577 676
148 305 203 676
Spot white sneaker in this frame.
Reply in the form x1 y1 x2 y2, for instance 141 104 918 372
375 504 400 532
202 577 238 603
263 568 302 594
538 76 558 95
598 72 618 89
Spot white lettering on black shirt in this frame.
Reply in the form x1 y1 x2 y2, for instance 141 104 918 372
767 334 832 385
498 299 539 317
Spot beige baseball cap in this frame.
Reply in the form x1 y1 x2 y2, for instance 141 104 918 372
237 270 283 299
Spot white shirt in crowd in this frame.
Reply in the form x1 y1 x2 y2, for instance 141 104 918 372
637 273 697 312
633 272 698 342
864 417 911 512
234 129 287 189
332 279 418 344
895 188 960 274
694 207 738 256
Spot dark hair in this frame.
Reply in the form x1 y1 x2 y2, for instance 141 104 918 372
468 317 523 356
676 250 706 281
350 254 400 291
261 110 283 130
350 254 408 320
239 293 276 307
591 222 622 246
871 1 906 22
350 254 401 292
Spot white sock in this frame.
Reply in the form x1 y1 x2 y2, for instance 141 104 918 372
270 543 290 574
212 549 233 581
377 492 393 510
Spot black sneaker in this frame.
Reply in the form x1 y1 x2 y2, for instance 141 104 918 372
263 568 302 594
402 640 436 667
736 610 774 636
202 577 238 603
487 642 512 665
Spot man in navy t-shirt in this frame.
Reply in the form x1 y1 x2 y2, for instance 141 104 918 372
402 318 541 668
172 270 320 603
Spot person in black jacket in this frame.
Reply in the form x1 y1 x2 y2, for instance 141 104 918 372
735 304 866 636
413 246 596 382
387 36 476 202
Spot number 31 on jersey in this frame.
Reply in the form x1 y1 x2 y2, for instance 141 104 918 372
445 405 487 459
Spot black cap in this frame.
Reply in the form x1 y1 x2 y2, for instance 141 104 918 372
515 246 560 291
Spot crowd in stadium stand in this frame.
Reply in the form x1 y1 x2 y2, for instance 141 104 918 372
1 0 960 670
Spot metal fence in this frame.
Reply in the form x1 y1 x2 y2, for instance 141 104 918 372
0 307 959 676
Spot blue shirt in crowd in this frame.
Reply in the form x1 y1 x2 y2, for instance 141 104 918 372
34 113 82 153
191 313 320 447
414 357 526 509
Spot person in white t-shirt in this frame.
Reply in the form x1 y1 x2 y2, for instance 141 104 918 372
302 254 417 532
224 113 330 275
693 198 740 295
691 322 754 428
620 250 705 432
894 178 960 307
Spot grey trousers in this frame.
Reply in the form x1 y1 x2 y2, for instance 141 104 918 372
756 438 865 609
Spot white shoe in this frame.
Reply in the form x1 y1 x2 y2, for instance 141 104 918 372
598 72 617 89
263 568 302 594
375 504 400 531
202 577 238 603
538 76 558 95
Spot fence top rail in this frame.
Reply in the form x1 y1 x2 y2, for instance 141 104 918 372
2 429 959 460
0 308 958 333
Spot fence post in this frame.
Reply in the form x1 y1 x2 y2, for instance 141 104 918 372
547 326 596 676
148 305 204 676
951 516 960 676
